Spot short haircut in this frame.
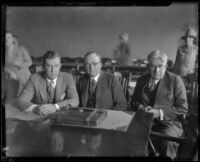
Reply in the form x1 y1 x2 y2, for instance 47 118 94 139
84 51 101 62
42 51 61 65
147 50 168 65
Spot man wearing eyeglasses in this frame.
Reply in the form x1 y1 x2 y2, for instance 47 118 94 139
77 51 127 110
130 50 188 159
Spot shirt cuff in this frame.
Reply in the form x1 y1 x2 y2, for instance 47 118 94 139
159 109 164 120
54 104 60 111
26 104 38 112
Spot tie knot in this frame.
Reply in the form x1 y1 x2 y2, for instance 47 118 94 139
151 80 156 85
49 80 54 87
90 78 95 83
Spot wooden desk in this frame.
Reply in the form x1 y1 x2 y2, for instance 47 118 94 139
4 105 153 157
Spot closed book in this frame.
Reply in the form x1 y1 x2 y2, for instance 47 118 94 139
50 107 107 127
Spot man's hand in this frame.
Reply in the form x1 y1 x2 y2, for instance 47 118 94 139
138 105 152 112
148 108 160 118
38 104 57 115
32 106 43 115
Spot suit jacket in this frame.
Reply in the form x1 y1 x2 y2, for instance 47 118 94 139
131 71 188 134
15 71 79 111
77 71 127 110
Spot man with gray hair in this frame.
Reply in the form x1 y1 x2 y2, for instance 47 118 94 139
131 50 188 159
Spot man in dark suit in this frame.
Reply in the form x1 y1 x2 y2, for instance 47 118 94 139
15 51 79 115
77 51 127 110
131 50 188 159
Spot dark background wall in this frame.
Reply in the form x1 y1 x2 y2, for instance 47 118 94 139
6 3 197 61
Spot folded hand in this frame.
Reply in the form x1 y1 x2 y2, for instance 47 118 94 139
38 104 57 115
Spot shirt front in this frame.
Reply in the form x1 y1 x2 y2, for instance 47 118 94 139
148 78 164 120
91 73 100 83
46 77 57 88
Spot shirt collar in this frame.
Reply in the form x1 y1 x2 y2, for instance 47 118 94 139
91 73 100 82
46 77 57 87
149 78 160 85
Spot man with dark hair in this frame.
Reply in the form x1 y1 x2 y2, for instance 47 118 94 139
15 51 79 115
77 51 127 110
131 50 188 159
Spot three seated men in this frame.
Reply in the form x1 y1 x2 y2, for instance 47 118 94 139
11 49 188 159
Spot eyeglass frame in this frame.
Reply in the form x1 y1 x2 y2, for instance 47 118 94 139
84 61 101 67
148 63 167 70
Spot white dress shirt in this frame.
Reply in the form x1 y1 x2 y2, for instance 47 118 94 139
91 73 100 82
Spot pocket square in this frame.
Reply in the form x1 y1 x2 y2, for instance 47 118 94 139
60 93 66 100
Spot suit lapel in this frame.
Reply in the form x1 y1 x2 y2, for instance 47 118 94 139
81 76 89 107
154 75 169 107
141 76 151 104
55 73 63 103
39 72 48 102
95 72 106 106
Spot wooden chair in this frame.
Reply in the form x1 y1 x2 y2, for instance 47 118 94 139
149 112 198 160
114 72 131 102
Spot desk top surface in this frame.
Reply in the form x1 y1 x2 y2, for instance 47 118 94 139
4 104 153 157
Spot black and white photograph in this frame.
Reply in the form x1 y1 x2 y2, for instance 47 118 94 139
2 2 198 161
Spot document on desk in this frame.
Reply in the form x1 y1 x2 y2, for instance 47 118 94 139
5 103 48 122
97 110 135 132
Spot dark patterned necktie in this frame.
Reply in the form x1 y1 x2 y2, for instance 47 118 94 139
87 78 97 108
47 80 55 103
149 80 156 92
89 78 96 94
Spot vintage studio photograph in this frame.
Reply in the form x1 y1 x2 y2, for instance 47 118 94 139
2 2 198 161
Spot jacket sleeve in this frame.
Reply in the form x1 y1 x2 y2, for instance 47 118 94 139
111 77 128 110
57 74 79 108
14 75 35 111
154 75 188 121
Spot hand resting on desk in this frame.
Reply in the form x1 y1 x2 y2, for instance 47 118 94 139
33 104 57 116
138 104 160 118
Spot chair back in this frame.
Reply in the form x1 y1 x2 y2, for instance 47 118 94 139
114 72 131 102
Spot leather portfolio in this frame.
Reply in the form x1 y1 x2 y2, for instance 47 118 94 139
50 107 107 127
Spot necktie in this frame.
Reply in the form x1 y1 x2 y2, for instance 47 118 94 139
149 80 156 92
87 78 96 108
90 78 96 94
47 80 55 103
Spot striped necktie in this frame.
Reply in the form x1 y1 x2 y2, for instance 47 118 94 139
149 80 157 92
89 78 96 94
47 80 55 103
